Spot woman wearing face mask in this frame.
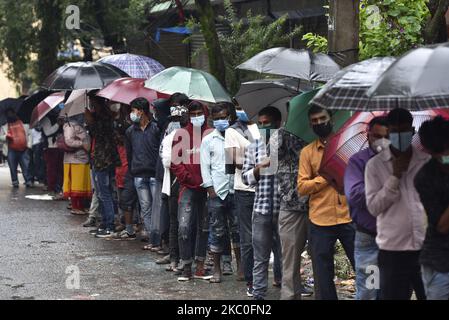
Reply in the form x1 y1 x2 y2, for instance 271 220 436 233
414 116 449 300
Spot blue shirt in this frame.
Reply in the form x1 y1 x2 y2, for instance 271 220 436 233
344 147 376 234
200 129 234 200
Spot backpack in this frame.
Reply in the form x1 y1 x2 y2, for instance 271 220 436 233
7 121 27 152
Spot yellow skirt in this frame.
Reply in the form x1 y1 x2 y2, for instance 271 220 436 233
63 163 92 198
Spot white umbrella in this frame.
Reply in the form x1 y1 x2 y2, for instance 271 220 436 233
60 90 89 117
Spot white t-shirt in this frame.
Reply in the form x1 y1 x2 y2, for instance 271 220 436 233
224 123 260 192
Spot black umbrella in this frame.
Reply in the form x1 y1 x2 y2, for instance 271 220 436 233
42 61 130 91
0 98 25 126
17 89 53 124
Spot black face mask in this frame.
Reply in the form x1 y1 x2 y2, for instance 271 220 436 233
312 121 333 138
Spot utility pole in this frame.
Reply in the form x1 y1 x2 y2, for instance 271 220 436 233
327 0 359 67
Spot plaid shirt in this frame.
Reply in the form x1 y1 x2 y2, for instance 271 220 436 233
242 138 280 215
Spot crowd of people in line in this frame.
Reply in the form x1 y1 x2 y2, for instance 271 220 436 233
0 91 448 300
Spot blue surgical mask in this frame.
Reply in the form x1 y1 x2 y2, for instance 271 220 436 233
389 131 413 152
130 112 141 124
440 155 449 165
213 119 230 132
190 115 205 127
236 110 249 123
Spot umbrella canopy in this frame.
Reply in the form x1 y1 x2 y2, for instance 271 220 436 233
365 42 449 111
17 90 53 124
145 66 232 103
96 78 166 106
0 98 25 126
97 53 165 79
30 92 65 128
310 57 396 111
60 90 89 118
319 109 449 193
285 89 352 143
236 47 341 82
42 62 129 91
235 78 312 123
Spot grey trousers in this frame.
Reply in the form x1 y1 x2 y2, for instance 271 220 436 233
279 210 308 300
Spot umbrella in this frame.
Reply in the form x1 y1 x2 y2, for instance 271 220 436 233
60 90 89 117
0 98 25 126
30 92 65 128
97 53 165 79
235 78 312 123
236 47 341 82
42 61 130 91
284 89 352 144
318 109 449 193
17 90 53 124
145 66 232 103
96 78 167 106
310 57 396 111
364 43 449 111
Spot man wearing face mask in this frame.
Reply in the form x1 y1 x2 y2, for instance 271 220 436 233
200 103 240 283
365 108 430 300
414 116 449 300
298 105 355 300
125 98 161 247
343 116 389 300
171 100 211 281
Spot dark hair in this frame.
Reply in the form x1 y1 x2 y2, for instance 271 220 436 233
213 102 236 121
187 100 203 112
419 116 449 154
259 106 282 123
387 108 413 127
308 104 332 118
368 116 389 130
211 104 229 116
130 97 150 115
169 92 190 106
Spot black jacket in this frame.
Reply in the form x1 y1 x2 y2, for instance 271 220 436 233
125 121 161 178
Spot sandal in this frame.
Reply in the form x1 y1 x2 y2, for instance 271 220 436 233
142 244 154 250
71 209 87 215
150 246 162 252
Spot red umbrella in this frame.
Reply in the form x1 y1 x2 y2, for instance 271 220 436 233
95 77 168 105
319 109 449 194
30 92 65 128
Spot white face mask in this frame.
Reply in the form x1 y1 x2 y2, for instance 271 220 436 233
190 115 205 127
371 138 390 153
109 103 121 113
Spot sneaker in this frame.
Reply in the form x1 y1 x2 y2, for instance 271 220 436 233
166 262 178 272
194 268 213 280
301 285 313 297
83 217 96 228
111 230 136 241
95 229 113 239
156 255 171 265
222 261 233 276
205 253 214 267
177 270 193 282
89 228 103 235
246 285 254 298
12 183 19 188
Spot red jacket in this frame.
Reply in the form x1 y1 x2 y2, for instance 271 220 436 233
170 104 211 191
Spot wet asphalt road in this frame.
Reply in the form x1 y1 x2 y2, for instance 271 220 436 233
0 166 281 300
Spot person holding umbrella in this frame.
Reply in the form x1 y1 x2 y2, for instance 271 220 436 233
343 116 389 300
365 108 429 300
414 116 449 300
297 105 355 300
0 108 33 188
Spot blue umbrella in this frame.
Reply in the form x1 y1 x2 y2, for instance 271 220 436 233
97 53 165 79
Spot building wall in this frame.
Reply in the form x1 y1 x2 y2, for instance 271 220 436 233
0 64 18 99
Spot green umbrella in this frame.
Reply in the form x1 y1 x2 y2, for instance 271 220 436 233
285 89 351 143
144 66 231 103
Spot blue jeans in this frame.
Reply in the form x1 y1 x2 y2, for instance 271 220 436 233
354 230 379 300
134 177 157 237
309 222 355 300
7 149 31 186
178 187 208 265
93 168 116 231
421 265 449 300
235 191 255 284
208 194 240 254
252 212 282 300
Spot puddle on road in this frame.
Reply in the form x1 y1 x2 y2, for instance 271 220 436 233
25 194 54 201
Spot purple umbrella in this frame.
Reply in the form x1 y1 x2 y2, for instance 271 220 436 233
97 53 165 79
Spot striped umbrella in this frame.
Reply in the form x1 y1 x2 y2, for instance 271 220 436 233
98 53 165 79
30 92 65 128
